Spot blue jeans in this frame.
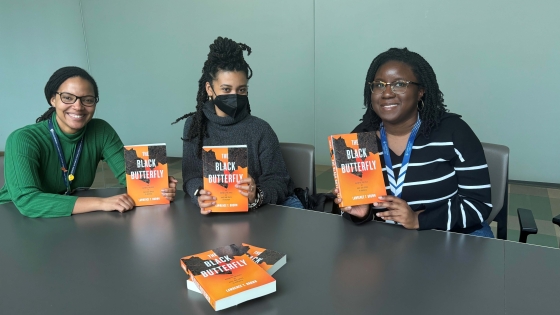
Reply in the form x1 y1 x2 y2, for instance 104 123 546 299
282 195 304 209
469 222 495 238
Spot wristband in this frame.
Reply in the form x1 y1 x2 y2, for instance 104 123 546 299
249 187 264 210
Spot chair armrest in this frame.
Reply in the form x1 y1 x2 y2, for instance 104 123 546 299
553 214 560 227
517 208 538 243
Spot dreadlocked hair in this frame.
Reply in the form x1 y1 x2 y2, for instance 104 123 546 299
37 66 99 123
361 47 448 138
172 36 253 158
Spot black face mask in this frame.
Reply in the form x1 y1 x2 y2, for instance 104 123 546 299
212 94 249 118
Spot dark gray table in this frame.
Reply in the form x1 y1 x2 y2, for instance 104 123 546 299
0 189 557 314
504 241 560 315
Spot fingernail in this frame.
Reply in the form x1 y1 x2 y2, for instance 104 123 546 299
376 213 381 217
373 202 378 206
211 202 215 205
379 196 385 200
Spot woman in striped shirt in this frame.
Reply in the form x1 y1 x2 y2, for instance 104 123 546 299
337 48 493 237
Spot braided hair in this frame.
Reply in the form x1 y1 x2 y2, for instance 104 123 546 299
37 66 99 123
361 48 447 138
172 36 253 158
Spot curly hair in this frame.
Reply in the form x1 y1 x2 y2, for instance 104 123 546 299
37 66 99 123
172 36 252 157
361 47 448 138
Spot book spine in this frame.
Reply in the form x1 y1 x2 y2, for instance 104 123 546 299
183 258 217 310
189 270 217 310
328 136 343 207
180 259 188 274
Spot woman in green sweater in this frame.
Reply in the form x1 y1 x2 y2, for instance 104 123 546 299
0 66 177 217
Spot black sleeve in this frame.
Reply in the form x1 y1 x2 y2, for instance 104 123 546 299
181 118 203 206
417 118 492 231
342 207 374 224
254 124 293 205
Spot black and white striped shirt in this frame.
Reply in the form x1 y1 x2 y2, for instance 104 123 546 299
348 113 492 234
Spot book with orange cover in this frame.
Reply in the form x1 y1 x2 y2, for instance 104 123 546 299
328 132 386 207
186 243 286 293
124 143 169 206
202 145 248 212
180 244 276 311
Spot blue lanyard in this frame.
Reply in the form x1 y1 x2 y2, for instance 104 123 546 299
48 117 85 195
379 116 422 198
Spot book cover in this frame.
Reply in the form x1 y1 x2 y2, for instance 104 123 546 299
202 145 248 212
180 244 276 311
186 243 286 293
124 143 169 206
328 132 386 207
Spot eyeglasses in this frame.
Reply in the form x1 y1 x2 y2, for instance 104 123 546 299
368 80 420 95
56 92 98 107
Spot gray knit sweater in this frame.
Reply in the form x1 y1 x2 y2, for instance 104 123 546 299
182 101 295 206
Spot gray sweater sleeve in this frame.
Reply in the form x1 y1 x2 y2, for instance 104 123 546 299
181 118 203 205
253 123 293 205
180 111 294 207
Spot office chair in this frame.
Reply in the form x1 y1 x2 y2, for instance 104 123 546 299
481 143 510 240
519 201 558 246
279 143 316 196
482 143 538 243
554 216 560 227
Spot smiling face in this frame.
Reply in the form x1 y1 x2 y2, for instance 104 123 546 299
371 60 424 128
49 76 96 134
205 70 248 117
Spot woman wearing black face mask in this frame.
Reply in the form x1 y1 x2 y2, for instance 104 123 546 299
172 37 303 214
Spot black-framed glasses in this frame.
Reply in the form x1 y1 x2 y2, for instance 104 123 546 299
56 92 98 107
368 80 420 95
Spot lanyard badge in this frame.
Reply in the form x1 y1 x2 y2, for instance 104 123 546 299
48 117 85 195
380 115 422 198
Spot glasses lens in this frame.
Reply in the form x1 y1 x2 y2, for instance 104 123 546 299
391 81 409 94
59 93 76 104
81 97 97 106
370 81 386 94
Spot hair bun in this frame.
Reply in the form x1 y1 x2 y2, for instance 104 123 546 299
208 37 251 63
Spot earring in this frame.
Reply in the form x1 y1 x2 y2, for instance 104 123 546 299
417 100 425 111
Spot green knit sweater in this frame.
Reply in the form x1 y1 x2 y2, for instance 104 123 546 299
0 114 126 217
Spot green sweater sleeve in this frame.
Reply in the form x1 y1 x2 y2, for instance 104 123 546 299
0 118 126 218
3 129 77 217
95 120 126 186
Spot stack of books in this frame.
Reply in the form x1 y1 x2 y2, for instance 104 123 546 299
180 243 286 311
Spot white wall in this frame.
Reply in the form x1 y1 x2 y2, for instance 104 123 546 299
1 0 559 183
80 0 315 157
315 0 560 183
0 0 88 143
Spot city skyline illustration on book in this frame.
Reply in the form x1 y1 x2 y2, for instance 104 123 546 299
124 143 169 206
202 145 248 212
328 132 386 207
180 243 277 311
